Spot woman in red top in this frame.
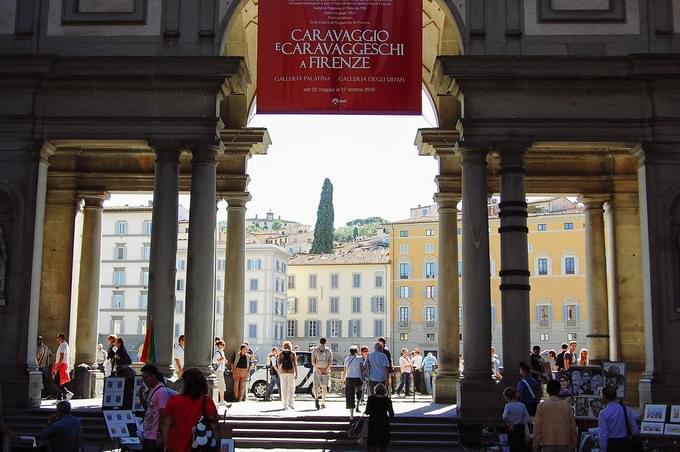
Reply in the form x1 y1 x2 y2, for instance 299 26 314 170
161 368 220 452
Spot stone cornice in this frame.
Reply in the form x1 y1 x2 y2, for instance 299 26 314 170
219 128 271 156
415 128 459 157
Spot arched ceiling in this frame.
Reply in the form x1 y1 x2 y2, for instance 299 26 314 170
221 0 462 126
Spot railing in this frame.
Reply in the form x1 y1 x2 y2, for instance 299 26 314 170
539 320 550 328
399 321 409 328
425 321 437 328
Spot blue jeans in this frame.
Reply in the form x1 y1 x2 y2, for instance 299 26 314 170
397 372 411 395
265 373 280 400
424 371 433 395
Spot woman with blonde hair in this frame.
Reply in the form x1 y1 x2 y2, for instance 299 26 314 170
277 341 298 410
578 348 589 366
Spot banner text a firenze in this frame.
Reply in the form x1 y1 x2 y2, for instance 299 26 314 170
257 0 422 115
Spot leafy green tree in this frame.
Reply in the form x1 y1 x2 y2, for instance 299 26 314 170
272 220 283 230
310 178 334 254
247 223 263 233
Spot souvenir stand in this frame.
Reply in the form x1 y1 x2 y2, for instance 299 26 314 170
100 376 145 450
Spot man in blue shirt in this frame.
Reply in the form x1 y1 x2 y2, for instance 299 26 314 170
516 362 540 417
598 385 640 452
39 401 82 452
364 342 390 395
421 352 438 396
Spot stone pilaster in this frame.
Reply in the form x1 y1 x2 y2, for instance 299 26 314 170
580 196 610 363
147 147 181 376
458 148 497 420
221 193 249 363
498 148 530 389
184 147 218 373
74 192 109 365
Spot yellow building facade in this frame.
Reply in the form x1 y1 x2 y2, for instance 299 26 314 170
387 198 586 362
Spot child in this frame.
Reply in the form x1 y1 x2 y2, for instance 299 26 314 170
502 386 531 452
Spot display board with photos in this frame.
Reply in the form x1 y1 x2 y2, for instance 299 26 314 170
132 376 144 412
602 361 626 398
556 362 627 420
103 410 137 439
103 377 126 409
640 404 680 437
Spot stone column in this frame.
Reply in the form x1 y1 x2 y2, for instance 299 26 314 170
498 148 530 388
458 148 496 418
603 200 620 361
147 148 180 376
221 192 250 363
74 192 109 365
184 147 218 372
580 196 610 363
434 192 460 403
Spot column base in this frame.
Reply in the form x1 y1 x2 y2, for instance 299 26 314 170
27 369 43 409
458 377 503 422
639 371 680 409
434 372 459 404
93 369 105 398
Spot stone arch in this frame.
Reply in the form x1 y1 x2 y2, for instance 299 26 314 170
216 0 465 127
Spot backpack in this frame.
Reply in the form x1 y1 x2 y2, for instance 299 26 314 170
556 351 566 370
191 396 218 452
280 351 294 370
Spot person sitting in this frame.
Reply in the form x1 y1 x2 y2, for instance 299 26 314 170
38 401 82 452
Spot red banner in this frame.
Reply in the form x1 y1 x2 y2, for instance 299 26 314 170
257 0 422 115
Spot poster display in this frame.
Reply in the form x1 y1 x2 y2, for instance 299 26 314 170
103 377 125 408
257 0 422 114
103 410 135 439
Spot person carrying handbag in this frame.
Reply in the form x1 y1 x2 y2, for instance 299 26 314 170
597 386 642 452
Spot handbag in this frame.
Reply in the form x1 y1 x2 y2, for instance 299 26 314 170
191 396 219 452
348 415 369 447
606 402 643 452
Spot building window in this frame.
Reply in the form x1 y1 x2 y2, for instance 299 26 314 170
537 223 547 232
112 318 123 336
141 268 149 286
399 333 408 342
567 333 577 341
114 244 126 260
564 222 574 230
375 272 384 288
398 286 410 299
249 279 258 291
139 291 148 309
425 262 436 278
176 259 185 271
329 320 341 337
426 229 434 237
537 304 552 327
216 279 223 291
115 221 128 236
275 299 285 316
564 257 576 275
425 306 436 326
425 243 434 254
175 300 184 314
330 273 339 289
307 320 319 337
112 292 124 309
175 323 181 338
374 319 384 337
399 230 408 237
287 320 298 337
351 296 361 313
371 296 385 313
564 304 580 322
287 298 297 314
143 220 152 235
348 320 361 337
113 268 126 286
249 300 258 314
425 285 435 299
216 298 222 314
426 333 435 342
399 306 409 327
176 279 184 291
352 273 361 288
458 261 463 277
399 263 410 279
248 324 257 339
540 333 549 341
142 244 151 261
309 274 317 289
308 297 317 314
217 259 225 271
537 258 549 276
288 275 296 289
329 297 339 314
399 244 408 254
247 259 262 270
138 317 147 335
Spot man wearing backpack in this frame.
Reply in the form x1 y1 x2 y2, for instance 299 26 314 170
312 338 333 409
139 364 175 452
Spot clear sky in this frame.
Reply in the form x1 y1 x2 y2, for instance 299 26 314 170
108 93 440 227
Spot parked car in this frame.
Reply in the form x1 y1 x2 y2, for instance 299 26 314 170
249 351 314 399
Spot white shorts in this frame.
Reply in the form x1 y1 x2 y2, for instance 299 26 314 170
313 371 330 386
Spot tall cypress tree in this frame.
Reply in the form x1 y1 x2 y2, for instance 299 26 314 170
310 178 334 254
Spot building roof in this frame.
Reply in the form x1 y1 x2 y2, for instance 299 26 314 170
385 216 439 226
289 240 389 265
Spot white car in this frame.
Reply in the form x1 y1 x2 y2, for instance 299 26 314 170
249 351 315 399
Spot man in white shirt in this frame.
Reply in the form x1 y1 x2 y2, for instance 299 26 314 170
411 349 423 394
173 335 185 378
396 348 413 396
311 338 333 409
52 333 73 400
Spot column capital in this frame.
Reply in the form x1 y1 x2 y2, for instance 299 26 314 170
434 192 460 210
220 191 251 208
579 195 609 210
151 146 182 163
78 191 110 208
190 147 219 165
459 147 488 165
